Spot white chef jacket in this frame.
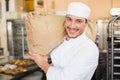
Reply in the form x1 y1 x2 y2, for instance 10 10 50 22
46 33 99 80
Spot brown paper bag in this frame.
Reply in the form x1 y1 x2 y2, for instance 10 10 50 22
25 15 66 56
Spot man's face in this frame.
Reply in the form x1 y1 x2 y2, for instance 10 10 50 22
64 14 88 39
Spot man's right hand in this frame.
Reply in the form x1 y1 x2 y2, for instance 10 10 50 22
25 10 44 20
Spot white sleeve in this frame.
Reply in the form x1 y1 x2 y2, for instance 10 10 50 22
46 47 99 80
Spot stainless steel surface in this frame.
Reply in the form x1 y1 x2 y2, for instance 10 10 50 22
21 26 25 57
7 19 28 58
97 19 109 53
7 21 14 56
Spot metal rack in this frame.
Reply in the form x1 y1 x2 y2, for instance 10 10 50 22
7 19 28 58
107 15 120 80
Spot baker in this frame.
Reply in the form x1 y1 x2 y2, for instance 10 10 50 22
28 2 99 80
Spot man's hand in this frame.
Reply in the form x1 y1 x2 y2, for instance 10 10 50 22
29 51 50 73
25 10 44 20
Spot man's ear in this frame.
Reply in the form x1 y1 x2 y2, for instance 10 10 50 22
63 21 67 34
85 19 90 26
87 19 91 23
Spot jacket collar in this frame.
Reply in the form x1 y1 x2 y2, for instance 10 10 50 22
64 32 87 43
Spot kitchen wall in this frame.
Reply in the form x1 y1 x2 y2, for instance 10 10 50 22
0 0 8 62
51 0 120 20
5 0 120 20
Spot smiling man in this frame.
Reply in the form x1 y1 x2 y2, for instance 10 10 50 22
29 2 99 80
65 15 88 40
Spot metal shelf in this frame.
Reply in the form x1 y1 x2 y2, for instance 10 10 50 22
114 64 120 67
114 72 120 75
114 48 120 51
114 57 120 59
107 15 120 80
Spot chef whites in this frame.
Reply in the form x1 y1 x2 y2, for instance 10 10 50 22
46 2 99 80
46 33 99 80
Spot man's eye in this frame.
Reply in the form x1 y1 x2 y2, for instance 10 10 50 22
76 20 82 23
66 17 72 21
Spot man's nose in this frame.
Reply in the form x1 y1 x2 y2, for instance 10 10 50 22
70 21 76 28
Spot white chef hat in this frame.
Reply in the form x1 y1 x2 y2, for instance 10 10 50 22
67 2 91 19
